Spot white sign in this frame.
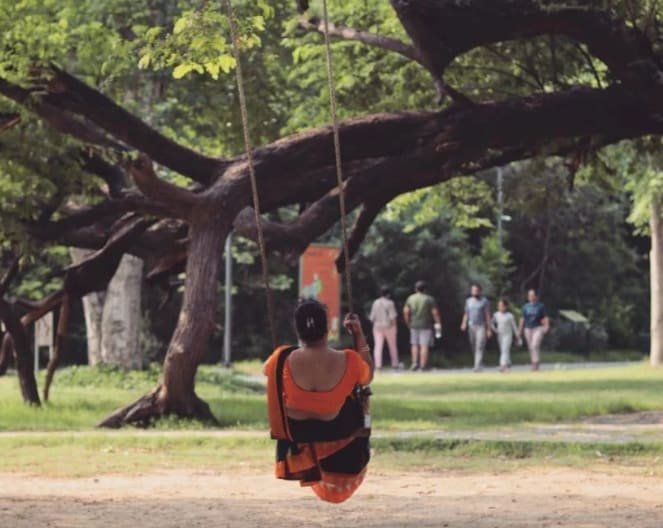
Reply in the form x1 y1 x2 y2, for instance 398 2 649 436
35 312 54 349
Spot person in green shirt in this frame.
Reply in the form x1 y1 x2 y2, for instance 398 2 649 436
403 281 442 371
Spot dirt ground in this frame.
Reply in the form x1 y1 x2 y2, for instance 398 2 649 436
2 467 662 528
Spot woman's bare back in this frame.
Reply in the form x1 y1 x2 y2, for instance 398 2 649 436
285 346 347 420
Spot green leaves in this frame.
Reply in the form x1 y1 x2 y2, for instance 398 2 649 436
135 3 270 81
385 176 495 232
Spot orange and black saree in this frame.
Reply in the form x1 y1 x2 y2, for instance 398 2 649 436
266 346 371 503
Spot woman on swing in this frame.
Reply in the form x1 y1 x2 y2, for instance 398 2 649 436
264 299 374 503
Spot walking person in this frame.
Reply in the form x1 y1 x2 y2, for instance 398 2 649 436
460 283 492 372
492 298 521 372
518 289 550 371
403 281 442 371
369 286 400 369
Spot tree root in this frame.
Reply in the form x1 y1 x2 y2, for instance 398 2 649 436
97 385 219 428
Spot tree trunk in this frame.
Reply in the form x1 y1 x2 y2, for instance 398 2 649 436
43 297 70 401
650 197 663 367
0 301 40 405
70 248 104 365
100 254 143 369
0 330 8 375
71 249 143 369
98 216 227 427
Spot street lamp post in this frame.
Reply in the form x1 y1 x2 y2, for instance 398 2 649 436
497 166 504 248
222 233 233 367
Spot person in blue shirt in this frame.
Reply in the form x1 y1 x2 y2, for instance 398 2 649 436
460 283 492 372
518 289 550 371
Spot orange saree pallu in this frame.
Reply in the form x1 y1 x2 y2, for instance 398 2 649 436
266 346 371 504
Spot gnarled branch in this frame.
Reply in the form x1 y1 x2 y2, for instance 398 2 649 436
45 67 226 183
299 15 423 63
130 155 200 220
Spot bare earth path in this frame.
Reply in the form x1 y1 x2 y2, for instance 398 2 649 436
2 468 662 528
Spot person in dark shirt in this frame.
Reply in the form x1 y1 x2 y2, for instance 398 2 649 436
518 289 550 371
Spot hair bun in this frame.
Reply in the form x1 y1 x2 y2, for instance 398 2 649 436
294 299 328 343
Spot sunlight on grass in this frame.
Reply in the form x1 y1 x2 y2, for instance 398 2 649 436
0 363 661 432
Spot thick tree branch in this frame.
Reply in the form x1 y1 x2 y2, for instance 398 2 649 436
45 68 226 183
0 78 123 149
63 214 150 298
19 291 65 327
130 155 200 220
298 13 471 105
391 0 662 92
81 153 127 197
33 193 171 243
335 198 389 272
0 254 20 297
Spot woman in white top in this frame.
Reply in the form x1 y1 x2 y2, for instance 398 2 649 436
492 299 522 372
369 286 399 369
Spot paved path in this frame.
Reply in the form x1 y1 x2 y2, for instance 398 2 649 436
377 360 643 375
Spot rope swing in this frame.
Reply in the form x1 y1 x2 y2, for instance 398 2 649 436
223 0 277 348
223 0 356 351
321 0 355 314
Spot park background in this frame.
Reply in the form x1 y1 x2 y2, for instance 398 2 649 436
0 1 663 526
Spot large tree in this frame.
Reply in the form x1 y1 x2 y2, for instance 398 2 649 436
1 0 663 423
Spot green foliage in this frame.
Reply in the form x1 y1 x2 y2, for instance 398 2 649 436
504 164 648 346
136 2 272 81
11 245 69 300
385 176 495 232
282 0 435 133
472 234 515 297
0 0 133 82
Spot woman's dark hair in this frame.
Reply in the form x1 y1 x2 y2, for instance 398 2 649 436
380 286 391 298
498 297 509 308
294 299 328 343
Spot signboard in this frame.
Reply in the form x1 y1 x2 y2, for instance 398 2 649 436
35 312 54 350
34 312 54 373
299 245 341 341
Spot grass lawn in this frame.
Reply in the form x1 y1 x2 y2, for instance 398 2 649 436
1 363 663 478
0 362 662 432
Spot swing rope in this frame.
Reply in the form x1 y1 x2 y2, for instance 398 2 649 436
223 0 277 349
223 0 356 352
321 0 355 314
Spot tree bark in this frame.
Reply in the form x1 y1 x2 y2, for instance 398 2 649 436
650 197 663 366
100 254 144 369
0 330 9 375
43 297 70 402
0 301 40 405
70 249 144 369
70 248 104 365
